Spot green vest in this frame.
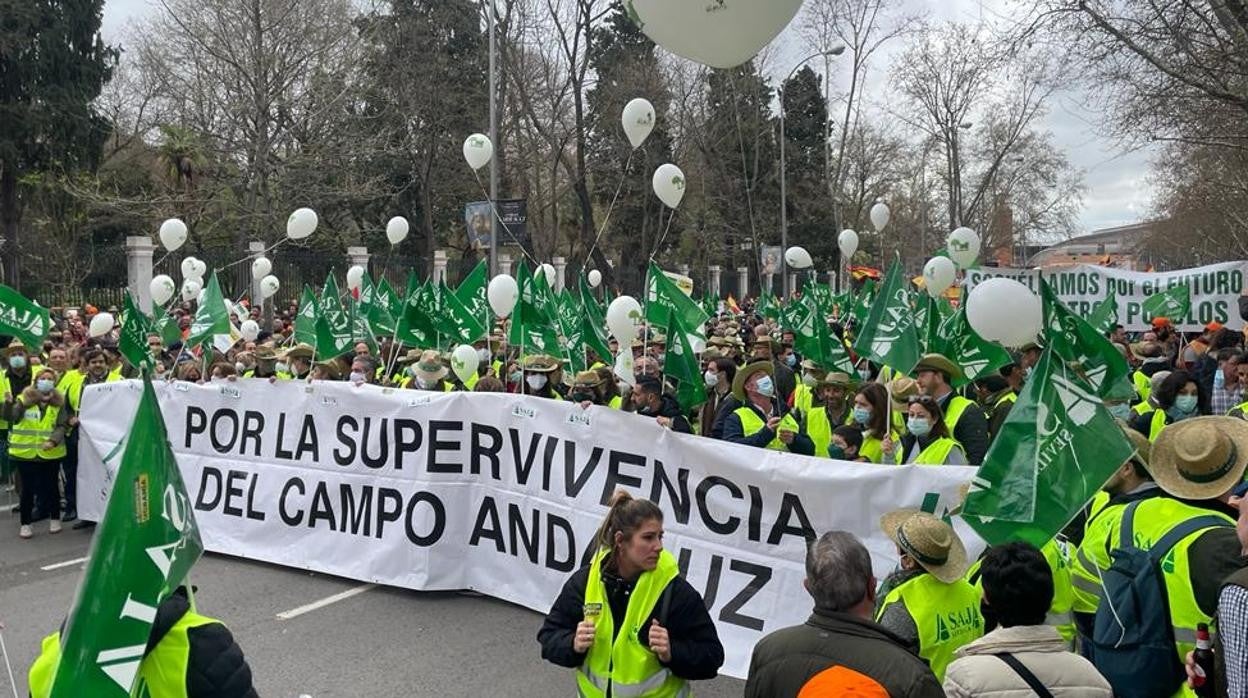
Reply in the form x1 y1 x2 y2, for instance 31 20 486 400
874 572 984 681
993 392 1017 410
1134 370 1153 403
9 401 65 460
793 383 814 415
1070 496 1232 680
806 406 833 457
908 437 962 465
966 538 1076 646
608 395 624 410
943 394 974 433
464 372 480 390
734 406 800 452
1229 400 1248 418
578 548 688 698
860 430 900 464
28 611 220 698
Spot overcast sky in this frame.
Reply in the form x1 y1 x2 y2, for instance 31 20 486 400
98 0 1156 237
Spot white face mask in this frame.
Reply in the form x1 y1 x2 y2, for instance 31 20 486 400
704 370 718 387
477 348 490 363
349 371 366 385
526 374 548 391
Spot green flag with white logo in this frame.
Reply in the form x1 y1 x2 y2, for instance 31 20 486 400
849 279 877 328
186 272 230 348
119 292 155 369
456 260 490 330
784 293 854 373
0 284 49 349
434 281 486 347
665 309 708 411
645 262 709 333
397 275 437 348
1142 282 1191 323
1040 279 1131 398
1086 288 1119 336
294 285 319 347
49 376 203 696
961 348 1135 547
508 262 563 357
852 260 921 375
360 275 396 337
315 274 353 357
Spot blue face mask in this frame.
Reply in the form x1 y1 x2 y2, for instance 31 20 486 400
36 379 54 394
509 370 523 383
754 375 775 398
1171 394 1198 419
853 406 872 425
784 354 797 368
8 355 26 370
907 417 932 437
1108 402 1132 421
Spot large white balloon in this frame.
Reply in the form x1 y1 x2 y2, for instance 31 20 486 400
587 269 602 288
251 257 272 280
450 344 480 384
386 216 410 245
487 274 519 318
260 275 281 300
181 279 202 303
88 312 115 338
150 274 176 306
652 164 686 209
159 218 188 252
346 265 366 291
621 98 656 149
870 203 891 232
286 208 319 240
966 277 1043 348
784 246 813 270
463 133 493 171
922 256 957 299
838 229 859 262
948 226 981 268
614 350 637 388
190 259 207 280
539 263 557 289
606 296 642 343
628 0 804 69
240 320 260 342
180 257 199 280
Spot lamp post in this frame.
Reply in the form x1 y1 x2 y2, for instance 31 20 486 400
780 45 844 298
950 120 973 227
487 0 501 276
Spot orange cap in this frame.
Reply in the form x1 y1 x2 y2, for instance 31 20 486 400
1206 321 1224 332
1151 317 1171 328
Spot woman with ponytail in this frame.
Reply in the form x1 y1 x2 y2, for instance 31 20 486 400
538 491 724 696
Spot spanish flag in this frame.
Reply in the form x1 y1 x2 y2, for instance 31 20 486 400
726 294 742 315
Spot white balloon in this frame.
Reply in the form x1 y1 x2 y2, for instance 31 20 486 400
690 336 707 354
587 269 602 288
487 274 519 318
240 320 260 342
188 259 207 280
88 312 115 338
870 202 891 232
181 279 202 302
539 263 557 288
286 208 319 240
196 288 207 305
948 226 982 268
251 257 272 280
922 256 957 299
628 0 803 69
180 257 199 279
652 163 686 209
614 350 636 388
463 133 493 171
784 246 813 270
606 296 642 343
158 218 188 252
260 275 281 300
346 265 366 291
838 229 859 261
386 216 410 245
966 277 1043 348
621 98 656 149
150 274 176 306
450 344 480 384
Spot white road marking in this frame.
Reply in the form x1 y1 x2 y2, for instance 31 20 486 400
40 556 89 571
275 583 376 620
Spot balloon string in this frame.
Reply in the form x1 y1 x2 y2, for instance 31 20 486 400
648 207 678 264
469 170 539 268
213 239 288 275
584 149 635 267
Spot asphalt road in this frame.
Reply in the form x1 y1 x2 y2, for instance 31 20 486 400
0 499 745 697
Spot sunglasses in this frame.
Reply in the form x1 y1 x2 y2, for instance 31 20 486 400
908 395 938 406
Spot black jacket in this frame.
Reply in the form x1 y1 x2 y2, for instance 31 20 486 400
642 393 692 434
745 608 943 698
150 588 259 698
937 392 990 465
708 394 742 439
537 561 724 682
721 401 816 455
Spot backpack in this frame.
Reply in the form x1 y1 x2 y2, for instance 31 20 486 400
1089 500 1230 698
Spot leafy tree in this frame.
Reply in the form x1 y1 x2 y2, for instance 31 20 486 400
780 67 836 279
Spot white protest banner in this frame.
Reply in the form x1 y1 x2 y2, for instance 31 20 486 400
964 261 1248 332
78 379 979 679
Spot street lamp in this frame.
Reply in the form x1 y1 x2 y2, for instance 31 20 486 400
780 45 845 297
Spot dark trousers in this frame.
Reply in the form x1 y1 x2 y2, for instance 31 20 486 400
17 458 60 525
61 430 79 513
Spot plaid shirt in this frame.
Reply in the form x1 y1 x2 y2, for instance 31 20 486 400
1212 384 1244 416
1220 585 1248 697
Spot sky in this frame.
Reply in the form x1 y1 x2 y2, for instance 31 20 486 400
98 0 1156 237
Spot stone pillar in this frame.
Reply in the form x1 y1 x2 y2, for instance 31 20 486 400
552 256 567 292
829 269 839 295
346 245 370 271
737 266 749 299
125 236 156 313
498 251 513 277
708 265 722 298
432 249 449 285
787 272 798 297
248 241 266 305
764 273 775 297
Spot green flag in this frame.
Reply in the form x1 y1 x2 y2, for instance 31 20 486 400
1086 288 1119 336
315 274 353 357
756 292 781 323
49 376 203 696
646 263 708 345
962 348 1135 547
397 275 437 348
850 279 877 328
294 285 319 347
187 272 230 347
508 262 563 356
579 278 613 366
153 315 182 347
456 260 490 330
1142 282 1191 322
119 292 155 369
433 281 486 346
665 309 708 411
1041 279 1131 398
852 261 921 375
784 293 853 373
360 275 396 337
0 284 49 349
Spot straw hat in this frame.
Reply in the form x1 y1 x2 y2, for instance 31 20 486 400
732 361 774 403
880 509 969 583
520 355 560 373
312 360 341 380
1130 341 1165 359
572 370 605 388
647 334 667 347
1150 417 1248 499
913 353 963 382
395 348 424 364
818 372 853 388
1 339 28 356
1119 421 1153 470
799 358 825 373
253 345 280 361
413 350 449 382
280 343 315 361
752 336 782 354
888 376 920 406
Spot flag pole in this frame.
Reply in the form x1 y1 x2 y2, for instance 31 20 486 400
0 621 18 698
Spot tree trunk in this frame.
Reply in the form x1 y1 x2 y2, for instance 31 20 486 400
1 164 19 290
